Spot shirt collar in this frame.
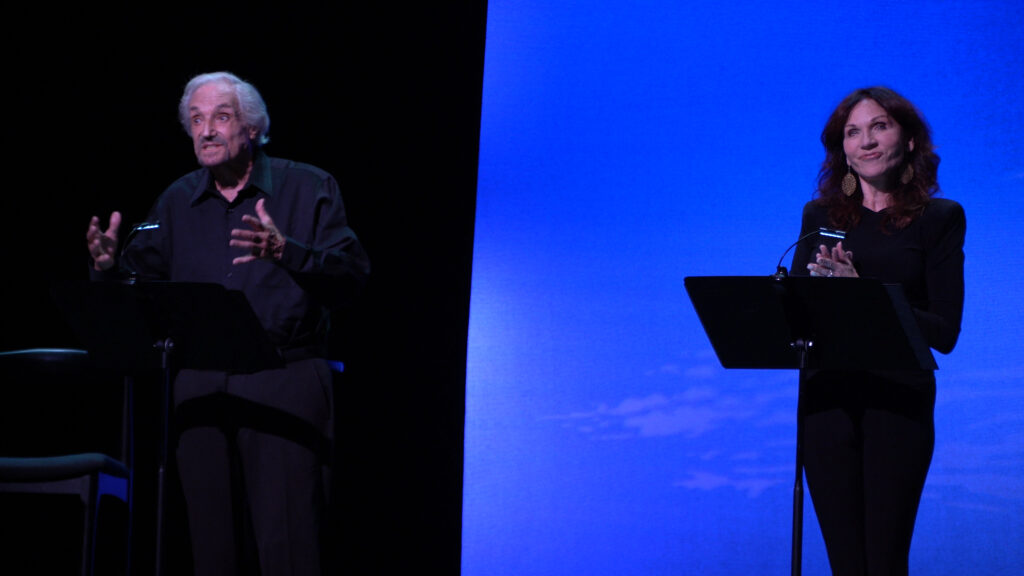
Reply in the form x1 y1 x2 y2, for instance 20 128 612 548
190 149 273 205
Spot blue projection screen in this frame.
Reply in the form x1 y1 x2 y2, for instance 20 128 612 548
462 2 1024 574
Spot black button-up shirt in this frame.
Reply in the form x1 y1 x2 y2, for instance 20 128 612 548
105 151 369 356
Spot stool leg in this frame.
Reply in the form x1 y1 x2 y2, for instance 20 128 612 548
81 474 97 576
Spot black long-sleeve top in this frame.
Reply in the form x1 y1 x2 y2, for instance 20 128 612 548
790 198 966 356
97 151 370 355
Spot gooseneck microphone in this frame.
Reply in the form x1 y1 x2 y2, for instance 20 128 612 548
120 221 160 283
772 227 845 280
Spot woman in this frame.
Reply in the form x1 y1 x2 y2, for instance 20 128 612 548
790 87 965 575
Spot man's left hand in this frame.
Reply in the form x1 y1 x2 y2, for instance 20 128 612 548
231 198 285 264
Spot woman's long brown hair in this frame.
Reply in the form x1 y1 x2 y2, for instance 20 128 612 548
816 86 940 231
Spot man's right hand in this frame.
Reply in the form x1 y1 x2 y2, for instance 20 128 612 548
87 212 121 271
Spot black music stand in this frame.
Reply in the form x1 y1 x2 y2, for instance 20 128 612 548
51 279 283 576
684 275 935 576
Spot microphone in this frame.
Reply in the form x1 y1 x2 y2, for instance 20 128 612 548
121 221 160 255
120 221 160 283
772 227 845 280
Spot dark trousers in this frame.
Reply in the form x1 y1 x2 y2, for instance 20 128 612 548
173 358 335 576
801 370 935 576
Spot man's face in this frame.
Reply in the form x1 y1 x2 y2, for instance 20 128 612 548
187 81 258 168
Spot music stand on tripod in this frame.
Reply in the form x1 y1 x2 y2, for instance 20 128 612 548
684 275 935 576
52 279 283 576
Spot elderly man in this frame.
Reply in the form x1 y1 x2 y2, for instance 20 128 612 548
87 71 369 575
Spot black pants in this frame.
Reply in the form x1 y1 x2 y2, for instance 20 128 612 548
801 370 935 576
173 358 335 576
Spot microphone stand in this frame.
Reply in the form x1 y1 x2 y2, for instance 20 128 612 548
119 221 168 575
789 337 811 576
771 226 842 576
153 336 174 576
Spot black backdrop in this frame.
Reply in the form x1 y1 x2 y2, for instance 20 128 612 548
4 3 485 574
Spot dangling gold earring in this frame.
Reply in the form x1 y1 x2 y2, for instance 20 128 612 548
900 163 914 185
841 164 857 197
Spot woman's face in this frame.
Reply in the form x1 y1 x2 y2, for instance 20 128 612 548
842 98 913 185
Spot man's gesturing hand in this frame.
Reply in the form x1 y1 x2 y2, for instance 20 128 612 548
87 212 122 271
231 198 285 264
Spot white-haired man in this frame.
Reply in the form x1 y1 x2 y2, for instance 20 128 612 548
87 71 369 576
